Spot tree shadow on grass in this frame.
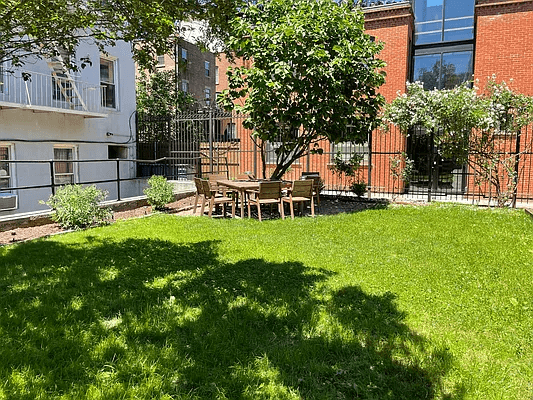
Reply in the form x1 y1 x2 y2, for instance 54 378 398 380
0 237 461 399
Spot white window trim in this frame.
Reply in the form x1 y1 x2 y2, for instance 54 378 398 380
53 144 78 186
0 143 15 193
100 54 118 110
156 54 165 68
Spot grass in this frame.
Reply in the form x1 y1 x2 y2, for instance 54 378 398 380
0 203 532 399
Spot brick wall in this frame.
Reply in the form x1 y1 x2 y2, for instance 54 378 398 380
364 4 413 192
473 0 533 201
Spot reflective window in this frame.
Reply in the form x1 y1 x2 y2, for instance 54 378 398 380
414 0 474 44
413 51 473 90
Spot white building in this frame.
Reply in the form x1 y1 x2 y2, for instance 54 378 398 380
0 41 141 216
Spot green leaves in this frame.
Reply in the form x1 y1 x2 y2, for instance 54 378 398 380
221 0 385 179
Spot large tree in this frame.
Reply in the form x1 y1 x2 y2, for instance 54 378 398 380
0 0 238 70
220 0 386 179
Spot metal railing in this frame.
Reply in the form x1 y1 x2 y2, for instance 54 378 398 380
0 158 178 203
0 70 103 114
137 111 533 207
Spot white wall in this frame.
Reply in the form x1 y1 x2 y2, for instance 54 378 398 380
0 40 139 216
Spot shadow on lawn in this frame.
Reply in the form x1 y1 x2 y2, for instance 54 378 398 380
0 237 462 399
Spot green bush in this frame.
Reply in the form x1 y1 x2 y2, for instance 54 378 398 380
351 181 367 197
144 175 175 210
42 184 112 229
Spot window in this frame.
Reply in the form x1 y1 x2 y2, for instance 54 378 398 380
54 146 76 186
265 129 300 164
0 64 4 94
181 80 189 93
0 145 12 191
205 61 210 77
413 50 473 90
215 66 219 85
156 54 165 67
204 87 211 106
181 48 188 62
108 145 128 159
414 0 474 45
331 142 369 165
52 73 73 102
100 57 116 108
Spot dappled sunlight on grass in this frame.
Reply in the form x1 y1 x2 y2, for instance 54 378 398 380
0 205 531 398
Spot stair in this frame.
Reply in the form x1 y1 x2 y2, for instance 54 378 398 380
47 52 87 111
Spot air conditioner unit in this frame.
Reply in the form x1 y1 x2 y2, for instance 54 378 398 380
0 193 18 211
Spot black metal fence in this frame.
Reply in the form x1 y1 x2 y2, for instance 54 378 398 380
137 110 533 207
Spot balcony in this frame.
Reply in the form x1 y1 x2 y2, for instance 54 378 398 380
0 70 107 118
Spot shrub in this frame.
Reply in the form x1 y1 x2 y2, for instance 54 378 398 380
42 184 112 229
144 175 175 210
351 181 367 197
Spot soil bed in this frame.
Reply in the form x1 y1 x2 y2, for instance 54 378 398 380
0 196 385 246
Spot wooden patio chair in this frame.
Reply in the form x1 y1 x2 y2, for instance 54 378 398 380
197 178 235 218
207 173 229 194
301 172 321 207
282 179 315 220
246 181 284 221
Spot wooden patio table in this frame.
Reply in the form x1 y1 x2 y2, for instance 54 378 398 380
216 179 291 218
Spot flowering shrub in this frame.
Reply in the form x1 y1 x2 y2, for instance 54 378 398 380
384 77 533 206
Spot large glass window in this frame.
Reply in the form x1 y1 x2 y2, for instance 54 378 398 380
414 0 474 45
413 50 473 90
100 57 116 108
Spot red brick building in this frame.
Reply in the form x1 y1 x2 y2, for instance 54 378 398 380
214 0 533 204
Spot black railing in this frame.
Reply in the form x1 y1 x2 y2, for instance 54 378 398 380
0 158 194 203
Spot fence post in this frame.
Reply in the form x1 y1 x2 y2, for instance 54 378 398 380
367 130 373 199
209 108 214 173
116 159 121 201
427 130 434 203
49 160 56 196
511 128 522 208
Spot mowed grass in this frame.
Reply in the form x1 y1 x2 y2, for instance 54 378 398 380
1 204 532 399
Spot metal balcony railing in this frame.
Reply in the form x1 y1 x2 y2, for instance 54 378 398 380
0 69 105 116
358 0 411 7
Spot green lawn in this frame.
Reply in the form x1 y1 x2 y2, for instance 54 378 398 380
1 204 532 399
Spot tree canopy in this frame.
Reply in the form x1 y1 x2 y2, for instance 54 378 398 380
0 0 239 70
220 0 386 179
136 70 194 116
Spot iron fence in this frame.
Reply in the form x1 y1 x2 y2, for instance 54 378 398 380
137 110 533 207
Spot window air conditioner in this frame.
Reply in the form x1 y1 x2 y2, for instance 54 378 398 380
0 193 18 211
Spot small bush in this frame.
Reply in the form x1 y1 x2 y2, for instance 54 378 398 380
144 175 175 210
42 184 112 229
351 181 367 197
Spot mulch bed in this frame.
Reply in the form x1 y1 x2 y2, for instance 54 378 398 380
0 196 386 246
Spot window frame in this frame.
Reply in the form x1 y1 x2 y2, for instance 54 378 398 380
0 143 14 192
53 145 78 186
100 55 118 109
156 54 165 68
204 61 210 77
204 87 211 106
181 79 189 93
330 141 369 166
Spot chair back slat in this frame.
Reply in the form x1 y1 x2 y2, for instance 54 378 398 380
200 179 213 196
258 181 282 199
291 179 313 197
194 177 205 195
